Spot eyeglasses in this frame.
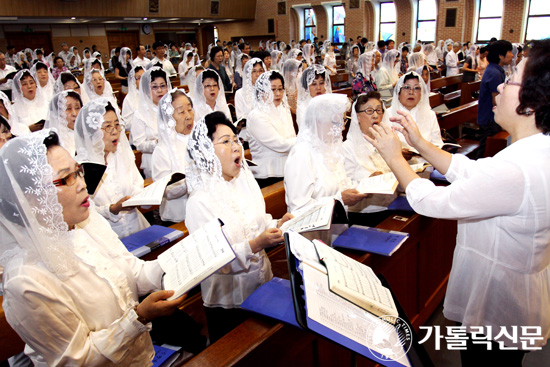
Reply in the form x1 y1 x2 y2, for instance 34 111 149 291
101 124 122 133
401 85 422 93
359 107 384 115
52 164 85 187
151 84 167 92
503 77 522 89
214 136 240 148
204 84 219 90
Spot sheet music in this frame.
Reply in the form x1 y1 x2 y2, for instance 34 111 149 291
280 198 334 233
158 220 235 300
287 230 326 274
122 174 171 207
303 264 411 367
313 241 396 311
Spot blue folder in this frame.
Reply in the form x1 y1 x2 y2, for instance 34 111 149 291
388 196 415 212
332 225 409 256
120 225 184 257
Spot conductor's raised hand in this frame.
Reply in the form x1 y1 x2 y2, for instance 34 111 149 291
389 110 424 149
364 123 403 163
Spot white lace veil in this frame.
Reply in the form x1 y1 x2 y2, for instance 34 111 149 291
302 44 314 65
54 71 90 105
157 88 192 172
297 64 332 109
183 65 202 99
136 66 172 129
30 61 55 101
235 53 249 77
382 71 431 128
185 114 263 244
253 70 288 111
126 66 142 106
347 94 388 169
242 58 266 106
193 69 230 121
74 97 134 166
0 129 79 280
0 90 14 118
358 51 375 79
408 52 426 72
295 93 351 190
380 49 400 85
281 59 302 97
270 50 283 70
321 40 332 55
44 90 81 156
84 64 114 101
118 47 133 69
288 48 302 61
12 70 44 104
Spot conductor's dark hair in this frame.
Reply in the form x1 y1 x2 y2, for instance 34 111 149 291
517 39 550 135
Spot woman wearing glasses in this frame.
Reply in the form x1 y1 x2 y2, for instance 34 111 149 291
75 98 149 238
342 91 396 225
191 69 232 122
185 112 292 342
366 40 550 366
382 71 443 160
131 67 171 178
0 129 184 366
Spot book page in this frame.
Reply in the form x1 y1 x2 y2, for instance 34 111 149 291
313 241 397 317
303 264 411 367
287 230 326 274
158 220 236 300
356 172 398 195
122 174 171 207
280 198 335 233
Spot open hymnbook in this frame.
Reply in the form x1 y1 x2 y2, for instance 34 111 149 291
357 163 431 195
123 172 185 207
157 220 236 301
289 230 398 321
279 197 335 233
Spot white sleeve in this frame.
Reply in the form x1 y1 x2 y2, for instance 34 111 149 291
121 100 134 131
247 113 296 153
164 60 177 76
4 274 151 366
152 147 188 200
446 53 457 68
234 90 246 119
406 158 524 220
131 114 156 154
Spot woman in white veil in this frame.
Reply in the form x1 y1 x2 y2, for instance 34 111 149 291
131 66 172 178
68 46 82 68
323 44 337 75
192 69 231 122
82 48 91 67
285 93 366 212
0 129 182 366
83 61 116 105
121 65 145 133
183 64 204 99
247 70 296 187
296 64 332 128
178 50 194 86
0 90 30 137
54 71 90 105
151 88 194 223
44 90 82 156
382 71 443 154
234 57 265 120
270 50 283 71
30 60 55 103
11 70 48 131
281 58 302 113
75 98 150 238
185 112 292 342
302 43 314 66
375 49 400 90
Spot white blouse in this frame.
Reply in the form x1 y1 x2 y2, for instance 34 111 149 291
284 142 344 212
446 50 459 76
185 173 276 308
151 133 189 223
93 152 150 238
406 133 550 349
12 97 48 127
246 104 296 179
2 210 163 366
389 107 443 150
192 99 232 123
131 109 158 179
234 88 252 120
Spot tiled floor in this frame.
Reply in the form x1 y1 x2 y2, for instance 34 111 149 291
420 303 550 366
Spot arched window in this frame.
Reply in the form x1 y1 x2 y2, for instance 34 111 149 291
525 0 550 41
476 0 503 43
417 0 436 43
332 5 346 43
304 8 317 41
379 2 396 41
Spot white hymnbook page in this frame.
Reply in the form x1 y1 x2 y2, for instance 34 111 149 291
280 198 334 233
313 240 397 316
357 172 398 195
157 220 235 301
303 263 411 367
122 174 172 207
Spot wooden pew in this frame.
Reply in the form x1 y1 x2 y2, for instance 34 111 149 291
430 74 463 107
429 92 444 109
333 87 352 99
329 73 349 89
459 80 481 106
484 130 510 158
437 101 480 157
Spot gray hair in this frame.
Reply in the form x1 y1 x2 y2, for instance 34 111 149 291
453 42 461 48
